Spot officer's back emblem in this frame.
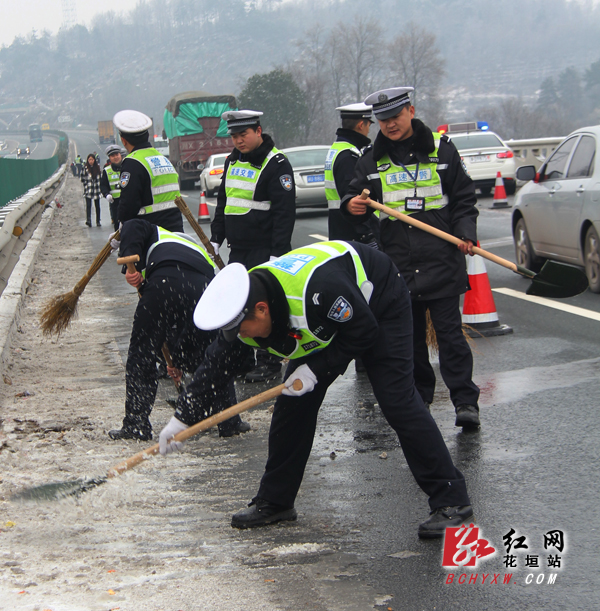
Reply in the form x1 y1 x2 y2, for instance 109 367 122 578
327 296 353 322
280 174 293 191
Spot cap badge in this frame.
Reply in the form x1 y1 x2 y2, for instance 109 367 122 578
378 94 388 102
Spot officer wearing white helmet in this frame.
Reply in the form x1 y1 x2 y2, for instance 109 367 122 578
158 240 473 538
100 144 124 231
210 109 296 383
325 103 378 245
108 218 250 441
113 110 184 233
342 87 481 428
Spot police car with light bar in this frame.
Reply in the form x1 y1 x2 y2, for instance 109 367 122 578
438 121 516 196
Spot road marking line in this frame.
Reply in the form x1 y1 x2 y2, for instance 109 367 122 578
309 233 329 241
480 236 513 248
493 287 600 322
181 194 189 198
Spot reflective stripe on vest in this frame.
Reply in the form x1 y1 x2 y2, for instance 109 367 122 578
104 166 121 198
376 134 447 219
324 142 360 210
128 147 181 217
224 149 280 215
240 241 372 359
143 227 216 277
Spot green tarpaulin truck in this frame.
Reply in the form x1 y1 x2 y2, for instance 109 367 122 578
163 91 237 189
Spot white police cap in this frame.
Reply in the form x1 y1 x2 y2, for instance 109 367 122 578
105 144 122 156
113 110 153 135
193 263 250 340
364 87 414 120
336 103 373 121
221 110 264 134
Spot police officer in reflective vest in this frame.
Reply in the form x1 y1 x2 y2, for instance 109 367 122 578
343 87 481 428
210 109 296 383
113 110 184 233
158 241 473 539
325 103 378 245
108 219 250 441
100 144 124 231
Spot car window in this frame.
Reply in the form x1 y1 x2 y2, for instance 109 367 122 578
542 136 577 180
566 136 595 178
285 149 328 168
211 155 228 168
448 134 504 150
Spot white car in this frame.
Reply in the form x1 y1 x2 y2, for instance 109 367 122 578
439 123 517 195
282 145 330 208
199 153 229 196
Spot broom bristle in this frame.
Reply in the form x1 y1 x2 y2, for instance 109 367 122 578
425 308 438 354
39 291 80 336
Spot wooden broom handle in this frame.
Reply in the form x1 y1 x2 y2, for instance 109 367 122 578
107 380 302 477
359 189 520 274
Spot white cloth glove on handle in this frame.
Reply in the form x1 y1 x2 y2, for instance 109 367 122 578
269 255 278 261
210 242 220 257
282 364 317 396
159 416 188 455
106 194 114 204
109 222 123 252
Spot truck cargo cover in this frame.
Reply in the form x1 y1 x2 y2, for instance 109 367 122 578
164 91 237 138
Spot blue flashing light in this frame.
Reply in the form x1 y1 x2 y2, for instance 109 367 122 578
477 121 489 131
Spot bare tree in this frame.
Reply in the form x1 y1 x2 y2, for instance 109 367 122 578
388 23 446 125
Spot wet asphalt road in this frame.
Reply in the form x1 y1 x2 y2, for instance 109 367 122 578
67 130 599 609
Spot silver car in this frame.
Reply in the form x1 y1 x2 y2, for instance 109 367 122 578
512 125 600 291
282 145 330 208
199 153 229 196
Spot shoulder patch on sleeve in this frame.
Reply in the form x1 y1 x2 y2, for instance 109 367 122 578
120 172 131 188
280 174 293 191
327 296 353 322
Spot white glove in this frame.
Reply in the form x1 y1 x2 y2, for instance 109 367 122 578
210 242 220 256
269 255 278 261
282 364 317 397
106 194 114 204
159 416 188 455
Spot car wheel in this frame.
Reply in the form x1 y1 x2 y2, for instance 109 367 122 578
505 181 516 196
584 226 600 293
480 186 492 196
514 217 544 272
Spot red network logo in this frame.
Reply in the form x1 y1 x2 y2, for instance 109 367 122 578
442 523 496 567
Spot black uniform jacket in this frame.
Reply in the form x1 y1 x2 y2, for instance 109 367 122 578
341 119 478 300
117 143 183 232
100 163 119 199
329 128 379 243
175 242 404 426
119 219 215 281
210 134 295 257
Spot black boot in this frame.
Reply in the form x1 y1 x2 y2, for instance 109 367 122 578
418 505 474 539
455 405 480 428
108 426 152 441
219 419 251 438
231 498 297 529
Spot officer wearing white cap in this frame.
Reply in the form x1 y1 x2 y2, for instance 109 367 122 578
108 218 250 440
325 103 379 245
113 110 184 233
158 240 473 539
342 87 481 428
100 144 124 231
210 109 296 383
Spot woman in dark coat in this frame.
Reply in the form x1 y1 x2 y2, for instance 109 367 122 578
81 153 102 227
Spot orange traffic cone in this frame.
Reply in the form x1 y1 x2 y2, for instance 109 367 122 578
198 191 210 223
492 171 509 208
462 243 512 337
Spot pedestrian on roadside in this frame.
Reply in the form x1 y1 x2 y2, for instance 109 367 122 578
210 110 296 383
108 219 250 440
81 153 102 227
343 86 481 428
75 154 83 176
159 241 472 538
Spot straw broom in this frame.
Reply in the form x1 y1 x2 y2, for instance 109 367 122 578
39 230 120 336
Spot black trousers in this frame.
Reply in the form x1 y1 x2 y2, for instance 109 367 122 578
256 278 470 511
123 267 240 436
109 200 119 231
412 296 480 408
85 198 100 224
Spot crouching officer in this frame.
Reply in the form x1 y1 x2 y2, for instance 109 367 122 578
343 87 481 428
108 218 249 440
113 110 184 233
326 103 378 246
210 109 296 383
159 241 473 539
101 144 124 231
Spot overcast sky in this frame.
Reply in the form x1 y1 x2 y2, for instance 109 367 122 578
0 0 139 47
